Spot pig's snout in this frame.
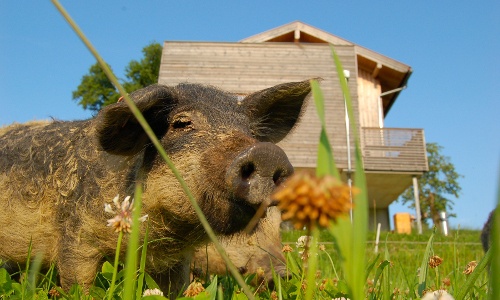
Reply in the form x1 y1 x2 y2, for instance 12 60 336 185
226 142 293 208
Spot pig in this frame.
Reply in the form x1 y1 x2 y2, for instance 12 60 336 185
0 80 311 298
481 209 495 252
191 206 285 286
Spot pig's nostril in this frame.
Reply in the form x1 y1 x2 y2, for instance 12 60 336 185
241 162 255 181
273 169 284 185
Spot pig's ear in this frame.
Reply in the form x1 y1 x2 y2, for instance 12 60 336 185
243 80 311 143
95 85 175 155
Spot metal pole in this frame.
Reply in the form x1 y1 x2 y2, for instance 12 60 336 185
345 102 353 222
374 223 381 253
413 176 423 234
343 70 353 223
439 211 449 236
379 86 406 97
378 86 406 128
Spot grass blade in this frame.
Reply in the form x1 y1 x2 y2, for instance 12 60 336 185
330 44 368 300
365 253 381 282
124 185 144 300
304 229 320 300
417 229 435 296
107 231 123 300
136 223 150 299
351 148 368 300
382 243 391 300
311 79 339 179
27 252 43 299
50 1 254 298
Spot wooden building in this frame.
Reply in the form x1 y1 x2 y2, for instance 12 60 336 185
158 21 428 230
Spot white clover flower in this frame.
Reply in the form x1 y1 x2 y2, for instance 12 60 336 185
105 194 148 233
421 290 454 300
296 235 313 249
143 288 163 296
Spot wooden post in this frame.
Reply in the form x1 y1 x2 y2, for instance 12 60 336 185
413 176 423 234
294 29 300 41
374 223 381 253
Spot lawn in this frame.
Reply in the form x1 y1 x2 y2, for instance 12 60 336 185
0 228 488 299
281 228 487 299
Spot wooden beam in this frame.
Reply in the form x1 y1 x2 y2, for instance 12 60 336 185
372 63 382 78
294 29 300 42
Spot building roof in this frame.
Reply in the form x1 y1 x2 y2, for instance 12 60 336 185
241 21 412 115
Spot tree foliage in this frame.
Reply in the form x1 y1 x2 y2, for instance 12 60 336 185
72 42 162 112
399 142 462 225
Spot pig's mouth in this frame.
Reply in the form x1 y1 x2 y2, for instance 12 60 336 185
229 197 274 233
234 195 273 219
198 193 256 235
236 200 258 216
199 189 274 235
229 198 260 227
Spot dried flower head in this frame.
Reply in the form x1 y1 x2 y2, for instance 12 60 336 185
282 244 293 253
429 255 444 268
272 171 355 229
319 244 326 251
367 279 374 286
332 277 339 285
318 279 327 291
105 195 148 233
463 261 477 275
183 281 205 297
143 288 164 296
300 251 310 261
442 277 451 287
270 291 278 300
48 288 60 297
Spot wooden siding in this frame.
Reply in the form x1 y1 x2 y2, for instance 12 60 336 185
362 128 428 172
159 42 358 169
357 69 382 128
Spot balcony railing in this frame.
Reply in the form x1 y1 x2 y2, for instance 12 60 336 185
362 128 428 172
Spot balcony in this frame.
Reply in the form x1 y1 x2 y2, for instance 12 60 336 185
362 128 428 173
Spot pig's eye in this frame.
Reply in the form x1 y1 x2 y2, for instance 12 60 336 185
171 116 193 131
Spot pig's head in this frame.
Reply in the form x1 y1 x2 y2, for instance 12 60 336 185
95 80 310 235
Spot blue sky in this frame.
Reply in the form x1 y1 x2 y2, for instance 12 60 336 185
1 1 498 230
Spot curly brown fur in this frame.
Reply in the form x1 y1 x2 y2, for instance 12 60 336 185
0 81 310 298
192 207 285 283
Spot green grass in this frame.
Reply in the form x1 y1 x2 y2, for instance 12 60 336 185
282 229 485 297
0 229 487 299
0 230 488 299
